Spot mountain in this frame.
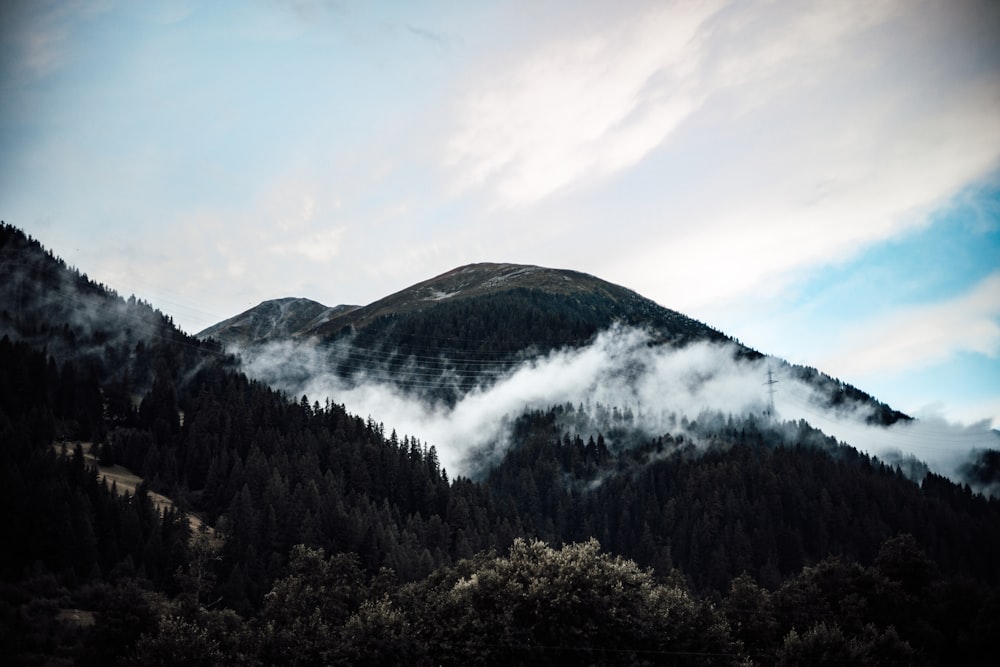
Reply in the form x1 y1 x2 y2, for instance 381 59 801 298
199 262 730 350
199 262 907 423
4 222 999 664
312 262 724 343
196 262 744 407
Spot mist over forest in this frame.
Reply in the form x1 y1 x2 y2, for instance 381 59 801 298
235 324 1000 493
3 222 1000 665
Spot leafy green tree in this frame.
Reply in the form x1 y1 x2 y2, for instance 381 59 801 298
341 595 421 666
255 545 367 666
406 538 738 666
776 622 915 666
723 573 779 659
130 614 224 667
874 533 935 596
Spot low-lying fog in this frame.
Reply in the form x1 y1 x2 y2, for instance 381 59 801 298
236 326 999 494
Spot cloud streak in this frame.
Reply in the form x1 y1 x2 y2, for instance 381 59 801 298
821 271 1000 378
444 1 721 205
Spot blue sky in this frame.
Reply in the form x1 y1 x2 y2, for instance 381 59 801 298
2 0 999 427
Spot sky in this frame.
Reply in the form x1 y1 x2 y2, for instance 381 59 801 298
2 0 999 429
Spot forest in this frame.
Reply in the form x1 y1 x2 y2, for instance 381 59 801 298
2 222 999 665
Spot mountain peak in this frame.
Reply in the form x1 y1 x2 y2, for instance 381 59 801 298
197 297 358 345
299 261 716 342
386 262 599 306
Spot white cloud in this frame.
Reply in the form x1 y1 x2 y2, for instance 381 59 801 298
704 0 900 93
237 325 1000 481
441 0 1000 315
444 1 722 206
256 181 349 262
929 396 1000 430
604 53 1000 315
820 272 1000 378
441 0 919 208
238 328 774 473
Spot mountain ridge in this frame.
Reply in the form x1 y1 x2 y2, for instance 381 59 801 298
197 261 725 347
198 261 908 424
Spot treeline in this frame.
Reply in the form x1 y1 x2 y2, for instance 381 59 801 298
125 363 521 612
0 340 190 589
0 222 227 393
0 336 192 664
33 535 997 665
331 266 728 356
486 405 1000 592
785 364 910 425
0 325 513 586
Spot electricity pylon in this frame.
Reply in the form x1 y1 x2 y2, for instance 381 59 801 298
764 367 779 418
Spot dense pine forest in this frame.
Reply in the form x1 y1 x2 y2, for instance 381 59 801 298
2 222 999 665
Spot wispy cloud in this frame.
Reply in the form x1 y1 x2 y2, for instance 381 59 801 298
405 23 457 50
273 0 345 22
0 0 114 81
599 1 1000 314
444 1 722 206
821 272 1000 378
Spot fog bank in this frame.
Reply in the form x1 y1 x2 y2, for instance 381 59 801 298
237 326 999 489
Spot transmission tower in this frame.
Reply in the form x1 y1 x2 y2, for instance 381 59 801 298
764 367 779 417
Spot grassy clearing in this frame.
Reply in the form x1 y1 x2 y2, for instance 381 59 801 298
54 441 209 535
